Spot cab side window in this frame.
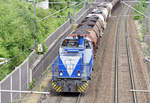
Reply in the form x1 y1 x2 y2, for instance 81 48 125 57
84 40 91 49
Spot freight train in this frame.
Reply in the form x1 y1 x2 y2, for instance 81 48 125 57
51 0 120 93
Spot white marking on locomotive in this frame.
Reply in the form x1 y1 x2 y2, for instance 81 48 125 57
102 8 108 18
60 56 81 76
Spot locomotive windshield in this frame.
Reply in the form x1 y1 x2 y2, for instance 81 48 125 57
62 39 79 48
61 38 91 49
84 40 91 49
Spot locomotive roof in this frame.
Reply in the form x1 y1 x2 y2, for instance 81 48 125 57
72 30 90 35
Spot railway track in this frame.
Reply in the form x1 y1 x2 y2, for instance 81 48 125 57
79 1 150 103
76 94 82 103
114 3 137 103
54 93 82 103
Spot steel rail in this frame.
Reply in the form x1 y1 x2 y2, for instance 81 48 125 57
114 16 120 103
56 95 63 103
55 93 82 103
125 9 137 103
76 94 82 103
114 3 137 103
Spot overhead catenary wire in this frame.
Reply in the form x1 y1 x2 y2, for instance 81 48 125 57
0 61 9 65
50 2 84 19
122 1 150 4
38 1 83 22
121 1 150 20
36 1 77 4
38 3 75 22
0 47 31 68
0 58 8 61
48 16 68 18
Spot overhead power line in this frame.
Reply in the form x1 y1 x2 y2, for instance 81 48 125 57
122 1 150 4
36 1 77 4
121 1 150 20
0 58 10 65
0 58 8 61
38 3 75 22
49 16 68 18
38 2 83 22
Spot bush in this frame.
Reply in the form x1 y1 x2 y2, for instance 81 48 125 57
29 80 36 89
133 0 147 20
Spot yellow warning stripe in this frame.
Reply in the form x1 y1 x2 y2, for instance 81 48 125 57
51 81 63 92
78 86 84 92
85 82 88 86
83 84 87 88
58 88 62 92
52 82 56 86
54 85 59 90
56 86 62 92
81 85 86 91
78 87 81 92
56 86 61 91
53 84 56 88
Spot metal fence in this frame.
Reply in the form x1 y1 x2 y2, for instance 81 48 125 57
0 59 30 103
0 4 89 103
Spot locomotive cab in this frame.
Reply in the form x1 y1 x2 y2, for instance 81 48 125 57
52 36 93 93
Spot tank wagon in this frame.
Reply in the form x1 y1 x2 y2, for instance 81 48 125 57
51 0 120 93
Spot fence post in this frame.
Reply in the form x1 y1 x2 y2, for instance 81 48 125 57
30 69 32 83
19 68 21 98
27 59 29 88
0 83 1 103
10 75 12 103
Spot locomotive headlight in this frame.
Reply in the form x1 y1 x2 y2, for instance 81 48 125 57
77 71 80 76
59 71 63 76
